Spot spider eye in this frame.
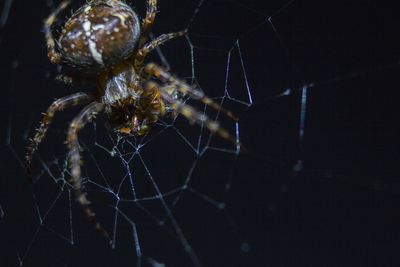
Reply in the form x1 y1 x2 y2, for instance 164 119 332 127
58 2 140 73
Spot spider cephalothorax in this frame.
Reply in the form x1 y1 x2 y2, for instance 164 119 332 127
26 0 238 243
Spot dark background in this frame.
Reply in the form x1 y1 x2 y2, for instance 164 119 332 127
1 0 400 266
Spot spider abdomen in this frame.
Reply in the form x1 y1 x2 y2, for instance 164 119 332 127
59 1 140 74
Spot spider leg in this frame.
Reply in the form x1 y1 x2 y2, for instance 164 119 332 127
138 0 158 47
135 31 187 67
146 82 239 146
44 0 70 64
145 63 238 121
66 102 111 242
26 92 93 175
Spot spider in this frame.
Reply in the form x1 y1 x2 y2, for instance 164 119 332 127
25 0 239 242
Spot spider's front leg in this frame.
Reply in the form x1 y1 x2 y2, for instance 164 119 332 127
26 92 93 175
138 0 158 47
44 0 70 64
135 30 187 67
67 102 111 242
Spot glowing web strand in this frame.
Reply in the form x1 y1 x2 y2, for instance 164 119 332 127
0 204 4 219
292 85 309 175
236 41 253 106
186 0 205 30
298 85 308 150
0 0 13 28
138 154 201 267
113 208 142 262
224 42 253 107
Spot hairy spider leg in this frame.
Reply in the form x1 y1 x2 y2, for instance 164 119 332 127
25 92 93 175
138 0 158 47
146 82 239 147
135 31 187 67
145 63 239 121
66 102 111 242
43 0 70 64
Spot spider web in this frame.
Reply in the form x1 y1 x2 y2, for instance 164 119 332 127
1 0 400 266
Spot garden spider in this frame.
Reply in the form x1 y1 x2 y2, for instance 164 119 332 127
25 0 239 242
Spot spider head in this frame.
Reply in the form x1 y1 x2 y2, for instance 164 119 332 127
58 1 140 74
105 98 151 137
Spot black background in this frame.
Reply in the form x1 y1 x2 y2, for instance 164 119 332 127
1 0 400 266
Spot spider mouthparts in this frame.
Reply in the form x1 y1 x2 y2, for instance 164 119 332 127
118 127 132 135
